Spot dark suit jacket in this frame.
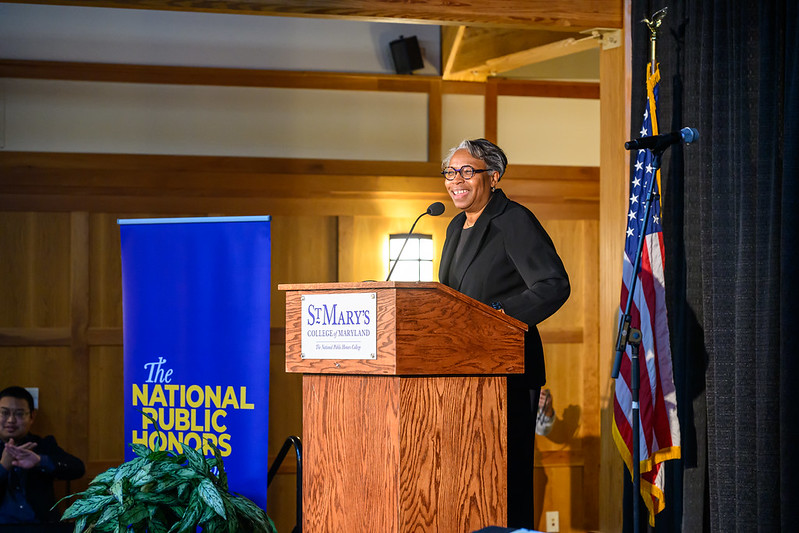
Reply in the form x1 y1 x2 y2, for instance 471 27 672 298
0 434 85 523
439 189 570 387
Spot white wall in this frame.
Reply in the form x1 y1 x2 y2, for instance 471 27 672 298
441 94 485 160
441 95 600 166
0 3 441 74
498 96 599 166
2 79 430 160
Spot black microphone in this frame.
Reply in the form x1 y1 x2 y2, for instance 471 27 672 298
426 201 445 217
386 202 445 281
625 127 699 151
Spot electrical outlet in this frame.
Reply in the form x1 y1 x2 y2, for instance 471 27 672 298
545 511 559 532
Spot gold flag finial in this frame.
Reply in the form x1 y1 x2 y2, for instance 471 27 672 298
642 7 668 74
643 7 668 35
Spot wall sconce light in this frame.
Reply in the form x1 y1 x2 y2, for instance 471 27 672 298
387 233 434 281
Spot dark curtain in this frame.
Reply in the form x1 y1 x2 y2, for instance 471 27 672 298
625 1 799 531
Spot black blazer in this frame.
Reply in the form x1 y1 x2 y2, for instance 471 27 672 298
439 189 570 387
0 434 85 523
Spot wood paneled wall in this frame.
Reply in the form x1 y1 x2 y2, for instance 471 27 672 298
0 64 614 532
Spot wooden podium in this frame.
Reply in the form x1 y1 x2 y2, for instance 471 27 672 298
279 281 527 532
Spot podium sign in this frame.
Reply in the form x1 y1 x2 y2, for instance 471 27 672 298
301 292 377 359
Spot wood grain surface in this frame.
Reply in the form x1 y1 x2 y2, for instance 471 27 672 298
302 374 506 532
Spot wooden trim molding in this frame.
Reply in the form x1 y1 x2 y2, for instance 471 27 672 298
0 325 580 347
0 60 599 99
69 211 91 463
0 152 599 218
0 327 72 346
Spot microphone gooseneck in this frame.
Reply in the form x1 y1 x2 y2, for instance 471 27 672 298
386 202 445 281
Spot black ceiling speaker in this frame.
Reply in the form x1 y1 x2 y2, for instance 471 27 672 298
389 35 424 74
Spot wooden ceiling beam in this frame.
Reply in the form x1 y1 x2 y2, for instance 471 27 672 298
1 1 623 31
446 33 601 82
445 28 587 74
441 26 467 80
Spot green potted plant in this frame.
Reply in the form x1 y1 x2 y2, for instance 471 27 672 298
58 426 277 532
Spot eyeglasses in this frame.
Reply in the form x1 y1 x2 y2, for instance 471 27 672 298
0 409 30 421
441 165 492 181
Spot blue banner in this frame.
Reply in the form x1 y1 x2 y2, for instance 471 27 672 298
119 216 271 509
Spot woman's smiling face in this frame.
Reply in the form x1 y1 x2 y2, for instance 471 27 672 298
444 149 498 216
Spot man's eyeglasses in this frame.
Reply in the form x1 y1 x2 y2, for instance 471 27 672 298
0 409 30 421
441 165 492 181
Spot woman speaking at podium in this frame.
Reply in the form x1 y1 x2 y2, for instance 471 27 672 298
438 138 570 529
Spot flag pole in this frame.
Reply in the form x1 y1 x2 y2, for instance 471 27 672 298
611 8 668 533
629 328 643 532
645 8 668 204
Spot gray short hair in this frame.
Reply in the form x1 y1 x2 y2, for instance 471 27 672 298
442 138 508 180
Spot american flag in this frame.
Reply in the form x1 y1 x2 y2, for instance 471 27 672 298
612 64 681 526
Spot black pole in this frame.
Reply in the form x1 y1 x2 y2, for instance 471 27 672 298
629 327 643 533
267 436 303 532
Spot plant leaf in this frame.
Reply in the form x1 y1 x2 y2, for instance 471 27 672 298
176 468 201 479
135 491 177 505
180 443 208 475
177 482 192 500
168 505 186 518
84 483 112 496
62 494 115 520
168 492 204 533
91 468 117 486
119 503 150 527
94 519 117 532
197 503 219 526
129 442 150 458
129 461 155 487
71 514 87 532
109 479 125 505
113 457 143 483
231 495 278 533
146 449 175 462
197 478 226 519
94 502 124 526
202 520 223 533
146 461 181 481
229 495 267 524
207 440 228 490
155 474 191 494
